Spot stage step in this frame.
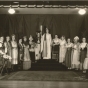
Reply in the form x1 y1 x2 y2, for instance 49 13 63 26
29 59 68 71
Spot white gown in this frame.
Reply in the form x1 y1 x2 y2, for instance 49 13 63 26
11 41 18 65
41 33 52 59
59 39 66 63
35 39 41 60
71 43 80 66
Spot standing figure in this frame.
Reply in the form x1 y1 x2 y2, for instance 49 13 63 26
52 35 60 60
41 28 52 59
65 38 73 69
0 36 5 75
79 38 87 71
11 34 18 71
40 25 43 54
29 35 35 63
18 38 23 70
59 36 66 63
35 31 41 61
71 36 80 70
4 36 12 71
23 36 31 70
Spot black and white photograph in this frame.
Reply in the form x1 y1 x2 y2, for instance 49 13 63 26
0 0 88 88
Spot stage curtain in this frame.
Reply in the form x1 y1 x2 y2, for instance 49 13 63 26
0 14 88 41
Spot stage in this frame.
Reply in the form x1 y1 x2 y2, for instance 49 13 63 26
0 71 88 82
0 59 87 82
30 59 67 71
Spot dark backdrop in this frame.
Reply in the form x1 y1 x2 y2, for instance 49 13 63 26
0 14 88 41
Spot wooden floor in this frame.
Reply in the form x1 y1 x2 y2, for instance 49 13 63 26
0 81 88 88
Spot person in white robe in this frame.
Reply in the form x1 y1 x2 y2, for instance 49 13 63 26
23 36 31 70
11 34 18 71
59 36 66 63
41 28 52 59
71 36 80 70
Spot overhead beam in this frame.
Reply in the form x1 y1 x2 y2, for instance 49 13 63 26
0 0 88 1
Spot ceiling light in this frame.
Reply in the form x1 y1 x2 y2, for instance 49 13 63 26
78 9 86 15
13 2 19 4
8 8 15 14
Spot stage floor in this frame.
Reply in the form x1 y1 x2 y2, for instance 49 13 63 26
0 71 88 82
0 81 88 88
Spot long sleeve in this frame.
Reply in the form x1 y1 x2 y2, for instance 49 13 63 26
41 34 44 52
49 34 52 46
4 42 7 54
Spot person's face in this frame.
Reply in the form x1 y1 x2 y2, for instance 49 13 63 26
29 35 33 41
74 39 78 43
46 28 49 33
23 37 27 42
37 33 40 37
82 38 86 43
67 39 70 43
1 37 4 42
55 35 58 38
6 37 10 42
19 39 22 43
12 36 15 41
61 36 65 40
40 25 42 32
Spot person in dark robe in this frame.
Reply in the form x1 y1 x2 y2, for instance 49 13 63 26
29 35 35 63
35 31 41 61
79 38 87 72
52 35 60 61
0 36 5 75
18 38 23 70
0 36 11 75
65 38 73 69
4 36 12 73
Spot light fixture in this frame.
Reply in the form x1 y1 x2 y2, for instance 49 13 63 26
13 2 19 4
78 9 86 15
8 8 15 14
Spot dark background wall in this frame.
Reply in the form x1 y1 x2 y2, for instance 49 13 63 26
0 14 88 41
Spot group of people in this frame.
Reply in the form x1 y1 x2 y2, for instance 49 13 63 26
53 35 88 73
0 27 88 76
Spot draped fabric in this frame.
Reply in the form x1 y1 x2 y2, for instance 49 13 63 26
0 14 88 40
11 41 18 65
41 33 52 59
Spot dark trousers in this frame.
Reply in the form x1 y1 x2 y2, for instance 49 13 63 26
11 64 18 72
86 70 88 79
30 52 35 63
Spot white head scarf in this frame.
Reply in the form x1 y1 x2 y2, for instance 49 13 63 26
74 36 79 40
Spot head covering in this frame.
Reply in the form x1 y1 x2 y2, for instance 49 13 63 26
23 36 27 39
74 36 79 40
82 37 86 40
29 35 33 41
11 34 15 37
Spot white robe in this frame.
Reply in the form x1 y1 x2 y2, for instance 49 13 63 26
35 43 41 60
59 39 66 63
11 41 18 64
71 43 80 67
41 33 52 59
